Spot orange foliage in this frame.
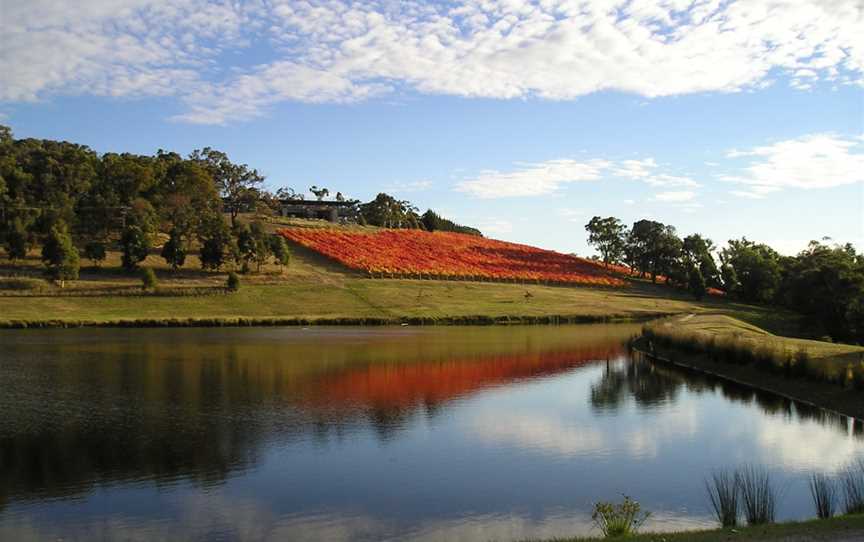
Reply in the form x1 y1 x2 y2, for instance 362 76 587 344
279 228 626 286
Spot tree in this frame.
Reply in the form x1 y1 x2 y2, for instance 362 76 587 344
309 185 330 201
626 220 680 282
360 193 420 229
720 238 781 304
585 216 627 268
233 224 256 272
269 235 291 270
421 209 483 236
84 240 107 268
682 234 720 287
41 222 79 286
190 147 264 227
779 241 864 342
688 267 707 299
3 219 30 261
160 227 186 270
199 215 232 271
120 224 150 271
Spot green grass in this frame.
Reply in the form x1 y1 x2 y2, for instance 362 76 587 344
532 513 864 542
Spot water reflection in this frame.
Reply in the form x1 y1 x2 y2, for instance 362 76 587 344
0 325 862 541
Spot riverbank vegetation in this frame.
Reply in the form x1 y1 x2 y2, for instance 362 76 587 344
642 315 864 388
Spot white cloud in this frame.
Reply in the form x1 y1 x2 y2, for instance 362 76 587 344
652 190 697 203
383 179 433 193
455 159 610 198
2 0 862 123
614 159 700 187
475 218 514 235
724 133 864 196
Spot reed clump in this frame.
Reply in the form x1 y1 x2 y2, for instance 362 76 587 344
809 473 837 519
841 459 864 515
705 469 739 527
737 465 777 525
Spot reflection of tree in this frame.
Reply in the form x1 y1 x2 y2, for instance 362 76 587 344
589 358 680 411
599 354 863 438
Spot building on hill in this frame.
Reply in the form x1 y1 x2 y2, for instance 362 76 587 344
278 199 358 222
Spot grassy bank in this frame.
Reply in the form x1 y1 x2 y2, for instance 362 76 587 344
534 513 864 542
639 314 864 418
0 239 789 329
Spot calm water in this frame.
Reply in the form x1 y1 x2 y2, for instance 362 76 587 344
1 325 862 541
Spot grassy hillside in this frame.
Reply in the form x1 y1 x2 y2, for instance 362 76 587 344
0 222 784 328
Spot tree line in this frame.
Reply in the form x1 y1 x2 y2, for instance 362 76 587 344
585 216 864 344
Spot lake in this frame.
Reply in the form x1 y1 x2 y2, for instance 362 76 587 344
1 325 862 541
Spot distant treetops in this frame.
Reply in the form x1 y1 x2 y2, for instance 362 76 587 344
585 215 864 344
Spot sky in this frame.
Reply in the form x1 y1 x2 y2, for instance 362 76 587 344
1 0 862 256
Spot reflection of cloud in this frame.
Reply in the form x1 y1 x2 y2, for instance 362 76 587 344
750 416 864 473
467 406 700 461
0 501 715 542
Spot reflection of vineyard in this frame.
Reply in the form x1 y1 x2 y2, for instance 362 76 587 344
302 346 624 439
0 331 626 508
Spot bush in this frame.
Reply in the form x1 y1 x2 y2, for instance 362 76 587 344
0 277 47 291
226 271 240 292
41 222 80 286
591 495 650 538
140 268 157 291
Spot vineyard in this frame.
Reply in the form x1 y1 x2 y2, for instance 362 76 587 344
279 228 627 287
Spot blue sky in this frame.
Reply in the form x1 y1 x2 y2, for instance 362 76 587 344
1 0 862 256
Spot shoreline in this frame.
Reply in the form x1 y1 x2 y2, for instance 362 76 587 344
632 336 864 421
0 311 676 330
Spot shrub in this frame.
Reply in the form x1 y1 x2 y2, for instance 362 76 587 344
737 466 777 525
591 495 650 538
0 277 47 291
706 469 739 527
140 268 158 291
809 473 837 519
226 271 240 292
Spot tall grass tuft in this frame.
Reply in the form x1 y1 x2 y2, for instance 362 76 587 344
808 473 837 519
737 465 777 525
841 459 864 514
591 495 650 538
705 469 739 527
